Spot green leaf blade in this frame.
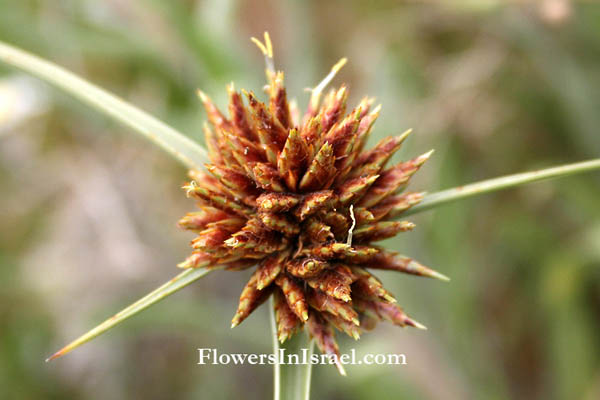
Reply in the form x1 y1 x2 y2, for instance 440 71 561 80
0 40 208 170
405 158 600 216
46 266 217 362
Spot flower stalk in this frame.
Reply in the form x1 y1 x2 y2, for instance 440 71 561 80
271 298 315 400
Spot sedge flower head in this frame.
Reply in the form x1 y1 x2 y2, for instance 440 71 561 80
178 33 446 374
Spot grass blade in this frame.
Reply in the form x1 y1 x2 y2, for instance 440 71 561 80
0 40 208 170
405 158 600 216
46 267 217 362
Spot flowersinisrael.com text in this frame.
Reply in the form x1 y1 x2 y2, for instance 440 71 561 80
197 348 407 366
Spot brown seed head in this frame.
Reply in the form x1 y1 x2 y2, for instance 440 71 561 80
177 33 447 373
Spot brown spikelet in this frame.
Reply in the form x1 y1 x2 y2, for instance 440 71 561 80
177 207 233 231
228 85 258 142
321 211 351 238
275 274 309 321
199 90 232 133
306 313 346 375
352 207 375 225
360 250 449 281
307 289 359 325
322 312 361 340
354 298 426 330
250 162 286 192
177 251 212 269
256 250 289 290
351 129 411 177
358 151 433 208
224 130 266 165
351 267 396 303
225 219 282 252
259 212 300 236
368 192 424 222
246 90 287 164
269 71 292 129
305 267 353 302
336 175 379 205
274 289 301 342
206 164 260 203
203 123 225 166
353 221 415 243
301 117 322 156
278 128 309 190
294 190 335 220
177 41 441 374
303 220 335 243
319 86 348 133
231 271 273 328
349 100 379 159
185 180 252 217
337 245 380 262
256 192 300 212
323 108 361 174
298 143 336 192
298 242 350 259
286 258 330 278
191 223 242 252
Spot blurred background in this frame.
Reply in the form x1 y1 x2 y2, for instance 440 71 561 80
1 0 600 399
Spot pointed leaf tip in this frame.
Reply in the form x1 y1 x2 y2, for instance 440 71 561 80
45 266 217 361
45 350 64 363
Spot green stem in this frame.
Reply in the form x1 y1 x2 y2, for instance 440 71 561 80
270 298 314 400
405 158 600 216
0 40 208 170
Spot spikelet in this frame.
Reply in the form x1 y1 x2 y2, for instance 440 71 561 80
273 289 301 342
231 269 273 328
275 274 309 321
307 313 346 375
305 265 355 302
351 267 396 303
286 258 330 278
